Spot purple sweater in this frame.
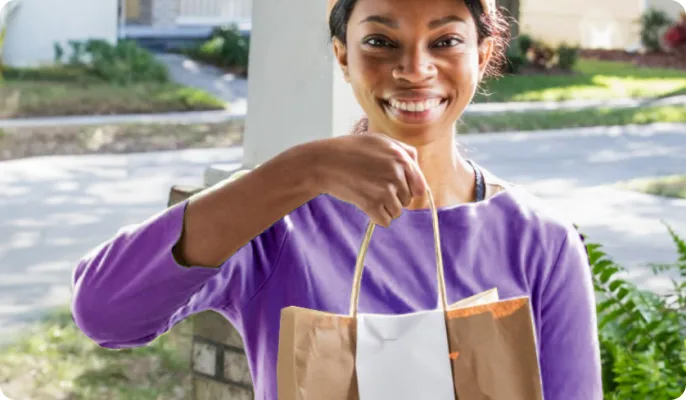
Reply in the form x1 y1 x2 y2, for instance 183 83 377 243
71 177 603 399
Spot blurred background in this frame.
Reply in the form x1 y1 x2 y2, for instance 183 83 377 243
0 0 684 398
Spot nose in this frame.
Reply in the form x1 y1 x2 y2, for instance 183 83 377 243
392 46 437 83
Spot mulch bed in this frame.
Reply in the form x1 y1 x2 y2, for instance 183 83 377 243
580 49 686 71
0 121 244 162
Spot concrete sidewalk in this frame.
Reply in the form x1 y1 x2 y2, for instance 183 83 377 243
0 109 243 129
464 95 686 115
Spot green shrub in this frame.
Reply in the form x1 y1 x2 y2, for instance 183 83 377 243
526 40 557 70
187 24 250 75
55 39 169 85
556 43 580 71
504 39 526 74
517 33 534 55
587 224 686 399
638 8 673 52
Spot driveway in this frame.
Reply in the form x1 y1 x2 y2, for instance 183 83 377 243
0 148 241 345
461 123 686 293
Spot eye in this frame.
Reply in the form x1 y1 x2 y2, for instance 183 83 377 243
433 37 463 48
363 36 396 48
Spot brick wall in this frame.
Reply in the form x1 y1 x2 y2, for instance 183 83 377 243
168 185 254 400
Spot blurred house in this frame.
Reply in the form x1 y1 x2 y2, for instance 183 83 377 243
519 0 684 49
0 0 250 67
120 0 252 50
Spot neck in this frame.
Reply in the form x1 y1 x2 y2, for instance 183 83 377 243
395 128 476 210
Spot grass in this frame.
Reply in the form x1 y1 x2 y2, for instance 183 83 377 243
622 175 686 199
0 307 192 400
0 66 225 118
475 59 686 103
460 105 686 133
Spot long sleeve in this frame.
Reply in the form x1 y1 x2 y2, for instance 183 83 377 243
538 226 603 399
71 199 289 349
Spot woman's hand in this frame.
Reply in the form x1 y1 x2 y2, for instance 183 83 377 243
309 134 428 227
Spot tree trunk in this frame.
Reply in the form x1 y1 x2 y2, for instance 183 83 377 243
496 0 521 39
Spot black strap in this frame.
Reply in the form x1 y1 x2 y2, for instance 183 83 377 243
466 159 486 202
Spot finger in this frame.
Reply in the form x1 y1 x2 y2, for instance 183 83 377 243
375 203 393 228
406 159 428 198
392 139 418 161
394 164 413 207
387 141 426 199
384 187 404 220
395 153 426 199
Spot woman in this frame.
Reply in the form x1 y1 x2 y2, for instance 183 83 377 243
71 0 603 398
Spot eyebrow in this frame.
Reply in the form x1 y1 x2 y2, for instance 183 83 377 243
360 14 465 29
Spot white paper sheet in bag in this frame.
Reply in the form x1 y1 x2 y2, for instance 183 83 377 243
356 309 455 400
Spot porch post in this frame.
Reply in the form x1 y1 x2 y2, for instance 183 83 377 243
189 1 362 399
204 0 363 186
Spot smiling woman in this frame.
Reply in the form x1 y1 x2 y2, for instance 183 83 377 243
332 0 509 134
70 0 603 399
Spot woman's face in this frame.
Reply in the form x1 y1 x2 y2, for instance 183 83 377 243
334 0 493 143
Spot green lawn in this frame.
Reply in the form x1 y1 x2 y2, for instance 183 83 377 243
0 66 225 118
475 59 686 103
622 175 686 199
0 308 190 399
460 105 686 133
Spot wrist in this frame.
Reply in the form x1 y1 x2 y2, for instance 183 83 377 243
283 140 330 199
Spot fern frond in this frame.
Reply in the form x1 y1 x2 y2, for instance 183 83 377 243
663 222 686 278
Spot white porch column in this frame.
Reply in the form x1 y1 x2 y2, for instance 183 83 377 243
204 0 363 187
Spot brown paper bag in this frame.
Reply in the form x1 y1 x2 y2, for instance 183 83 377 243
276 191 544 400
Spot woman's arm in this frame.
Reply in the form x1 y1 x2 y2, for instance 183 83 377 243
174 142 321 268
538 227 604 399
71 134 426 348
70 144 316 348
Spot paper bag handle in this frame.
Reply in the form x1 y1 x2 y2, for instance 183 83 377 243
348 189 448 317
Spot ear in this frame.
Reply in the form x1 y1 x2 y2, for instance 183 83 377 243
477 38 494 80
332 37 350 82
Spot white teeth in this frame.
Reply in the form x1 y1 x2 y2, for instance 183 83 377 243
389 98 442 112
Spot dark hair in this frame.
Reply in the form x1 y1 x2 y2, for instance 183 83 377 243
328 0 511 78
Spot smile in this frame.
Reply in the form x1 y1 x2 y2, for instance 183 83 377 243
388 98 444 112
381 97 448 124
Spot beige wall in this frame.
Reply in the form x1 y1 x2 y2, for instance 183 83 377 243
519 0 644 49
648 0 684 19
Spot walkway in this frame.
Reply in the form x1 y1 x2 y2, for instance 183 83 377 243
155 53 248 111
465 95 686 115
1 123 685 346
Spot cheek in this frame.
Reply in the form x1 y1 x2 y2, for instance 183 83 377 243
348 52 389 100
444 51 481 93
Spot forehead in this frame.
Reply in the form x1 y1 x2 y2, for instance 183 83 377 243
349 0 473 24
